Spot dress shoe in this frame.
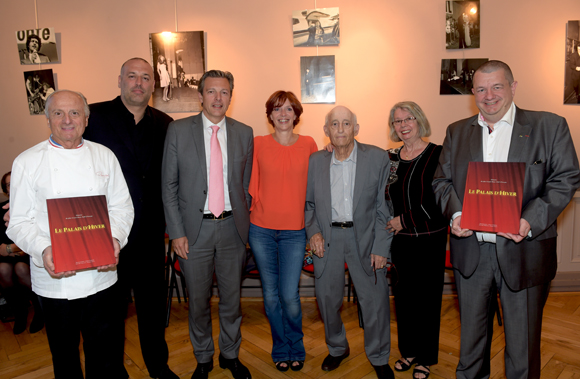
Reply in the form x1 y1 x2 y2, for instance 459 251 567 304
191 361 213 379
321 348 350 371
373 363 395 379
29 312 44 334
218 354 251 379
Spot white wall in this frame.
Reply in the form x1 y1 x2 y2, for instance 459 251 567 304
1 0 579 175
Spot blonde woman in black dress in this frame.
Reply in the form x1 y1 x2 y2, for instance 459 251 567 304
385 102 447 379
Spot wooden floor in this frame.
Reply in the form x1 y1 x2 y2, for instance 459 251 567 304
1 293 580 378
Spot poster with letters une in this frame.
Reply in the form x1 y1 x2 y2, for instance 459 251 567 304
47 195 115 273
461 162 525 234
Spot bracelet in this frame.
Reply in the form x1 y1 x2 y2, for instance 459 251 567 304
6 244 12 254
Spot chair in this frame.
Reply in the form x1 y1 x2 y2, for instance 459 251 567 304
165 238 188 327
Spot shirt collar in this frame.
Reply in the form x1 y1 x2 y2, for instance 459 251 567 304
201 112 227 131
49 135 84 149
332 140 358 165
113 96 153 123
478 102 516 131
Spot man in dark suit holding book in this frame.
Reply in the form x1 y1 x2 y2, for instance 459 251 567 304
433 60 580 379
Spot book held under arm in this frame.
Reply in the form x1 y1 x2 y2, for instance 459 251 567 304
461 162 526 234
47 195 115 273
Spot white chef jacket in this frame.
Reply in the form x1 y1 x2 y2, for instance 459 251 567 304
7 139 134 300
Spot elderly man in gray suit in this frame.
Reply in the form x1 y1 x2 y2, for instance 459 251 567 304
433 60 580 379
305 106 394 379
162 70 253 379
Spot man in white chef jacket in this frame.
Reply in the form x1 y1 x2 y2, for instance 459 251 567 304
7 89 134 378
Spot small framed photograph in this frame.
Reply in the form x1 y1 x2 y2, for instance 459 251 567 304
445 1 480 49
23 69 55 115
564 20 580 104
301 56 336 104
293 8 340 47
440 59 488 95
16 28 58 64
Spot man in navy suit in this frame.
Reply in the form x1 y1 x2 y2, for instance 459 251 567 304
84 58 177 379
433 60 580 379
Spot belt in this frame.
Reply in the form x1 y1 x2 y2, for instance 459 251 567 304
331 221 354 228
203 211 233 220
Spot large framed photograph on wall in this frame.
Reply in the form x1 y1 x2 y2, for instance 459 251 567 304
565 20 580 104
149 31 205 113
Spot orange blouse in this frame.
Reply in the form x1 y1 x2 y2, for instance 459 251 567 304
249 134 318 230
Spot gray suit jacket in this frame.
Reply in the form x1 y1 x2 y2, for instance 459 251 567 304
433 107 580 291
305 142 392 278
161 113 253 245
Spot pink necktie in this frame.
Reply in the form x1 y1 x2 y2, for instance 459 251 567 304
209 125 225 217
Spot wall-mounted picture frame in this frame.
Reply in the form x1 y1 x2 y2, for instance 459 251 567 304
301 55 336 104
293 8 339 47
564 20 580 104
440 58 488 95
445 1 480 49
149 31 205 113
17 28 58 64
23 69 55 115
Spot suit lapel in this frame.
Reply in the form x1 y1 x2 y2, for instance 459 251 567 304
321 151 332 221
468 117 484 162
190 114 207 186
508 107 531 163
352 142 367 213
226 117 235 185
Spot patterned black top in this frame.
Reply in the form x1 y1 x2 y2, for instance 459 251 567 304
385 143 448 236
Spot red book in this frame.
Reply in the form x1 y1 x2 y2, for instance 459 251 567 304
461 162 526 234
47 195 115 273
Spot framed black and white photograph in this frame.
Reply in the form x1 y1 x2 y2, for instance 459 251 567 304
149 31 205 113
300 55 336 104
440 58 488 95
564 20 580 104
445 1 480 49
23 69 55 115
293 8 339 47
16 28 58 64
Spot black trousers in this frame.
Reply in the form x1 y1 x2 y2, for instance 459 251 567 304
117 239 169 376
391 229 447 366
39 282 127 379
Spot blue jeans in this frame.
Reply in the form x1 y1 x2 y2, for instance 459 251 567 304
248 223 306 362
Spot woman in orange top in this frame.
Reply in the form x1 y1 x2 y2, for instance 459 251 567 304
248 91 317 372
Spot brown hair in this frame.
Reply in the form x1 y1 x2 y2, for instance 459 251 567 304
265 91 303 128
198 70 234 95
475 60 514 84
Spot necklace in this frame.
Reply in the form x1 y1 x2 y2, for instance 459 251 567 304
403 141 427 160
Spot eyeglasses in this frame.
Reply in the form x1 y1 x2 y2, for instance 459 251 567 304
391 116 416 127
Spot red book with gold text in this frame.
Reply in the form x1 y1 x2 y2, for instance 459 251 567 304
461 162 526 234
47 195 115 273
